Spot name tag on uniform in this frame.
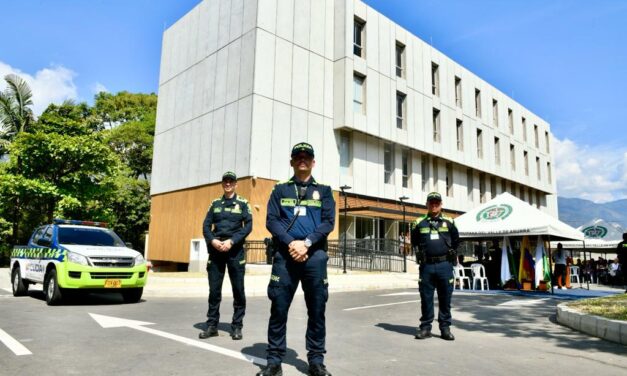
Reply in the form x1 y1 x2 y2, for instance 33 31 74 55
294 206 307 216
430 232 439 240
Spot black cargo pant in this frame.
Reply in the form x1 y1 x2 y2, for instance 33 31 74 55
206 246 246 330
418 260 454 331
266 249 329 366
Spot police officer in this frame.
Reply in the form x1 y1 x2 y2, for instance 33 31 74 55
199 171 252 340
411 192 460 341
256 143 335 376
617 232 626 293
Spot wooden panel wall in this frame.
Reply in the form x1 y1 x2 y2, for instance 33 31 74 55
148 177 340 263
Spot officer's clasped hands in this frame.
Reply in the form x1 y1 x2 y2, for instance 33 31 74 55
211 238 234 252
288 240 309 262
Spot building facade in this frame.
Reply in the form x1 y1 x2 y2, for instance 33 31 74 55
149 0 557 266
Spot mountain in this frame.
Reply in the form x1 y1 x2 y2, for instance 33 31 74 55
558 197 627 230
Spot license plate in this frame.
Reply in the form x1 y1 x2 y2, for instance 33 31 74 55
104 279 121 288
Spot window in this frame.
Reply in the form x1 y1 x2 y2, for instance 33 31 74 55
501 178 507 193
395 42 405 78
402 149 410 188
475 89 482 117
536 191 542 209
547 162 552 183
492 99 498 127
339 131 352 175
524 151 529 176
456 119 463 151
490 176 497 198
476 129 483 158
421 155 429 191
534 124 539 148
384 143 394 184
545 131 550 153
508 108 513 134
432 108 441 142
432 158 439 191
510 144 516 170
522 117 527 142
431 62 439 96
353 18 365 57
536 157 541 180
396 91 406 129
466 169 473 201
446 163 453 197
494 137 501 165
519 184 525 200
353 74 365 114
455 76 462 108
479 173 486 203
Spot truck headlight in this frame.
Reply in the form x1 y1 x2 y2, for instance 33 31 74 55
133 254 146 266
67 251 90 266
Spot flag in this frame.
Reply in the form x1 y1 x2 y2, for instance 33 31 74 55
542 241 552 290
534 236 544 288
518 236 535 285
500 237 512 285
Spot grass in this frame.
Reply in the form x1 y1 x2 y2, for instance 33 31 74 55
567 294 627 321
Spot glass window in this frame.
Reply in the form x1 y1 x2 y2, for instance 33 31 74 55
432 108 440 142
421 155 429 192
58 227 125 247
353 18 365 57
476 129 483 158
431 62 439 96
353 74 365 114
384 143 394 184
339 131 352 175
396 92 406 129
475 89 481 117
402 149 410 188
508 108 513 134
395 42 405 78
494 137 500 165
455 77 462 108
492 99 498 127
456 119 463 151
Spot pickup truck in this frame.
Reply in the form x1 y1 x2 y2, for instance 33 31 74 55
10 219 148 305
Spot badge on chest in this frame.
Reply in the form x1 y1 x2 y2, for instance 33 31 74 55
294 206 307 216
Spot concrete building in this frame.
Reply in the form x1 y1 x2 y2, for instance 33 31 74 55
148 0 557 267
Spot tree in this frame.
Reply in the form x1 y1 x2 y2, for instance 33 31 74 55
94 91 157 129
105 112 155 179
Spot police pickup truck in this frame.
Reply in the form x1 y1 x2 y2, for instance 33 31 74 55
10 219 148 305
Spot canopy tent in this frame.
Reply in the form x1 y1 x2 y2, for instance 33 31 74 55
552 218 623 251
455 192 584 241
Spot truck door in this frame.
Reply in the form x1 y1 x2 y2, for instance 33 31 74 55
33 225 53 283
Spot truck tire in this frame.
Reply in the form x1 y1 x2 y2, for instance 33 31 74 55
44 269 63 306
121 287 143 303
11 267 29 297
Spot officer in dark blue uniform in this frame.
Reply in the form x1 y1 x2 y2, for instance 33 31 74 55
617 233 626 293
256 143 335 376
200 171 252 340
411 192 460 341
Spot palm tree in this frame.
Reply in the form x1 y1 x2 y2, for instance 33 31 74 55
0 74 34 244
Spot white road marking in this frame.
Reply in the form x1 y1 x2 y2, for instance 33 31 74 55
89 313 267 367
0 328 32 356
378 292 419 297
497 298 548 307
344 300 419 311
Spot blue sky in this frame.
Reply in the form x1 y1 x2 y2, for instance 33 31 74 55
1 0 626 202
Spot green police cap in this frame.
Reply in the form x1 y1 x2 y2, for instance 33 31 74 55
291 142 315 158
222 171 237 181
426 192 442 202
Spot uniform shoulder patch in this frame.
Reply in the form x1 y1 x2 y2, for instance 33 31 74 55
236 196 249 203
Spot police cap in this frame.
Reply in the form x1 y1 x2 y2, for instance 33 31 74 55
426 192 442 202
222 171 237 181
291 142 315 158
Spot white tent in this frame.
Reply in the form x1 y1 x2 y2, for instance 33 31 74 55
455 192 584 241
555 218 623 250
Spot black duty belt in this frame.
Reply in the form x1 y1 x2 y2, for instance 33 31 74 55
424 255 448 264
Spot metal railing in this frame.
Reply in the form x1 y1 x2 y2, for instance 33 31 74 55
245 240 270 264
328 239 408 273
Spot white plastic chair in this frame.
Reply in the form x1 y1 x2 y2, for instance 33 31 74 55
470 263 489 290
569 266 580 284
453 265 470 290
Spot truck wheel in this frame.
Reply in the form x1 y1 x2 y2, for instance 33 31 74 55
121 288 143 303
11 267 29 296
44 269 63 306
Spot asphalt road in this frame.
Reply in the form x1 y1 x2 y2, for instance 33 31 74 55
1 287 626 376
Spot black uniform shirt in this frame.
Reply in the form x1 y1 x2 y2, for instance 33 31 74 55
202 194 252 246
411 213 460 258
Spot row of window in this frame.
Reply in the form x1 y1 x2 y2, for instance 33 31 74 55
339 131 553 190
353 17 550 153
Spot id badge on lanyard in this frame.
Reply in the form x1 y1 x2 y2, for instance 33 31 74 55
294 206 307 216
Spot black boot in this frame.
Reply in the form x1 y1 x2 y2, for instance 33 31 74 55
415 328 432 339
231 327 243 340
256 364 282 376
308 363 332 376
198 326 218 339
440 328 455 341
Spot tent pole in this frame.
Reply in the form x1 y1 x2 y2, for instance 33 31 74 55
548 235 554 295
583 240 589 290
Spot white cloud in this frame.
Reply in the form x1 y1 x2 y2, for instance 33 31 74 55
0 60 78 115
92 82 108 94
553 137 627 203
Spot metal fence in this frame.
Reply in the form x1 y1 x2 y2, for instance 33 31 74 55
245 240 270 264
327 239 408 273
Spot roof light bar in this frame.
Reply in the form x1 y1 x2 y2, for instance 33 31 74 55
53 218 108 228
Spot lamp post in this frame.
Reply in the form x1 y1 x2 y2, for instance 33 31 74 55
340 185 351 274
399 195 409 272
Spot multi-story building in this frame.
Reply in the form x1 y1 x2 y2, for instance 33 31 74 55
149 0 556 268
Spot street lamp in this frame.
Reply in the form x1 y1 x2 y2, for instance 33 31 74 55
340 185 351 274
399 195 409 272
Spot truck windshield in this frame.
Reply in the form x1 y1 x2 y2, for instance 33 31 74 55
58 227 125 247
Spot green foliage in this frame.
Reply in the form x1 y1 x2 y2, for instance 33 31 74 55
105 112 155 178
94 91 157 129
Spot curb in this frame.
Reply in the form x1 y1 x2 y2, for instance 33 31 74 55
556 302 627 345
